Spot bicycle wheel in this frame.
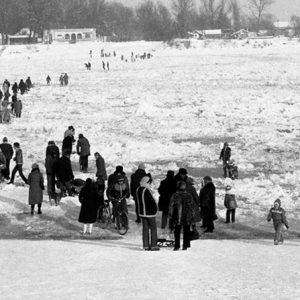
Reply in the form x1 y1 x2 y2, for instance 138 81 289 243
97 206 110 229
116 211 128 235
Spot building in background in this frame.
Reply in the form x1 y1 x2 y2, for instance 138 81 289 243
44 28 97 43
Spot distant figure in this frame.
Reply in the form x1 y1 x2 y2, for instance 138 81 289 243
76 133 91 173
113 51 116 57
18 79 26 94
94 152 107 181
106 61 109 71
224 178 238 223
63 73 69 85
12 82 18 94
89 50 92 58
219 142 231 177
28 163 44 215
14 97 22 118
102 61 106 71
46 75 51 85
26 77 33 90
59 74 64 86
101 49 104 57
267 199 289 245
0 137 13 180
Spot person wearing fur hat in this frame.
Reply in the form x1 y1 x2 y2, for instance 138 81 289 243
267 199 289 245
28 163 44 215
224 178 238 223
130 163 147 223
136 176 159 251
199 176 217 233
169 181 195 250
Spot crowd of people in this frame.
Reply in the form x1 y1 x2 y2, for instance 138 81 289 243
0 78 31 123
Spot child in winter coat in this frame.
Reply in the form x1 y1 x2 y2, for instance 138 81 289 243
267 199 289 245
224 178 237 223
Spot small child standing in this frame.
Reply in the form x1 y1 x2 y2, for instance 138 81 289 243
224 178 237 223
267 199 289 245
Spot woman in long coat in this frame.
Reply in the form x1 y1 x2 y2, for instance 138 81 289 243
78 178 100 235
28 163 44 215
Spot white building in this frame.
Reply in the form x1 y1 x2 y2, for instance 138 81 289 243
44 28 97 43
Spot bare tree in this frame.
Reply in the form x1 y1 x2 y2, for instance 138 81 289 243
172 0 194 38
248 0 274 30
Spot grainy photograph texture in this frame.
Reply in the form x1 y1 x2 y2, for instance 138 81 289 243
0 0 300 299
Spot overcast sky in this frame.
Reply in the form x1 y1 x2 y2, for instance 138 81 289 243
108 0 300 20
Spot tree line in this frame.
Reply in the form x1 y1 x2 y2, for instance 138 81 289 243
0 0 300 43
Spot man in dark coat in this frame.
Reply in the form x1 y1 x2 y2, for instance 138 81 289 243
45 150 59 205
158 170 177 230
26 77 33 90
62 134 74 154
107 165 129 193
12 82 18 94
94 152 107 180
199 176 216 233
54 151 74 196
219 142 231 177
18 79 27 94
0 137 14 180
46 141 60 158
76 133 90 173
8 142 27 185
130 163 147 223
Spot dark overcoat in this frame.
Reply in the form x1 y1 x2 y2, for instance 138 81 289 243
28 169 44 205
158 177 177 213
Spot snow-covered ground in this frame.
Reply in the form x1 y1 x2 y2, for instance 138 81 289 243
0 38 300 299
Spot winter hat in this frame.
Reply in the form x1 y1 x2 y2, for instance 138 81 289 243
166 170 174 178
78 133 83 139
179 168 188 176
140 176 151 187
116 165 123 173
186 177 194 185
138 163 146 170
177 181 187 191
3 137 8 142
32 163 39 170
274 199 281 206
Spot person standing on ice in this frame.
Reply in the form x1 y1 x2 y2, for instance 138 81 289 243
267 199 289 245
76 133 91 173
8 142 28 185
63 73 69 86
28 163 44 215
224 178 237 223
219 142 231 177
102 61 106 71
169 181 194 250
199 176 216 233
106 62 109 71
25 77 33 90
59 74 64 86
136 176 160 251
158 170 177 232
46 75 51 85
78 178 100 235
62 127 75 154
18 79 26 94
45 150 59 205
94 152 107 181
12 82 18 94
14 97 22 118
130 163 147 223
0 137 13 180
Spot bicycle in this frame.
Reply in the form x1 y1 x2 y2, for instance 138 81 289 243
111 197 129 235
97 200 111 229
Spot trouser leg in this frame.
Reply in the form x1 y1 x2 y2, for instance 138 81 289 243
17 165 27 184
174 225 181 249
149 217 158 248
142 217 150 249
226 210 230 223
275 223 284 242
231 209 236 223
161 212 168 229
10 165 18 182
183 225 191 248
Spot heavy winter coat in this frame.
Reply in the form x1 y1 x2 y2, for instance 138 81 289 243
28 169 44 205
95 155 107 180
13 148 23 165
14 100 22 115
107 172 129 190
224 194 238 210
62 135 73 153
54 156 74 182
45 155 58 175
267 207 288 227
46 144 60 158
158 176 177 213
78 182 100 223
199 182 216 219
108 181 129 200
169 191 194 226
0 151 6 167
219 147 231 162
76 137 90 157
0 142 13 160
130 169 146 199
136 186 158 217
